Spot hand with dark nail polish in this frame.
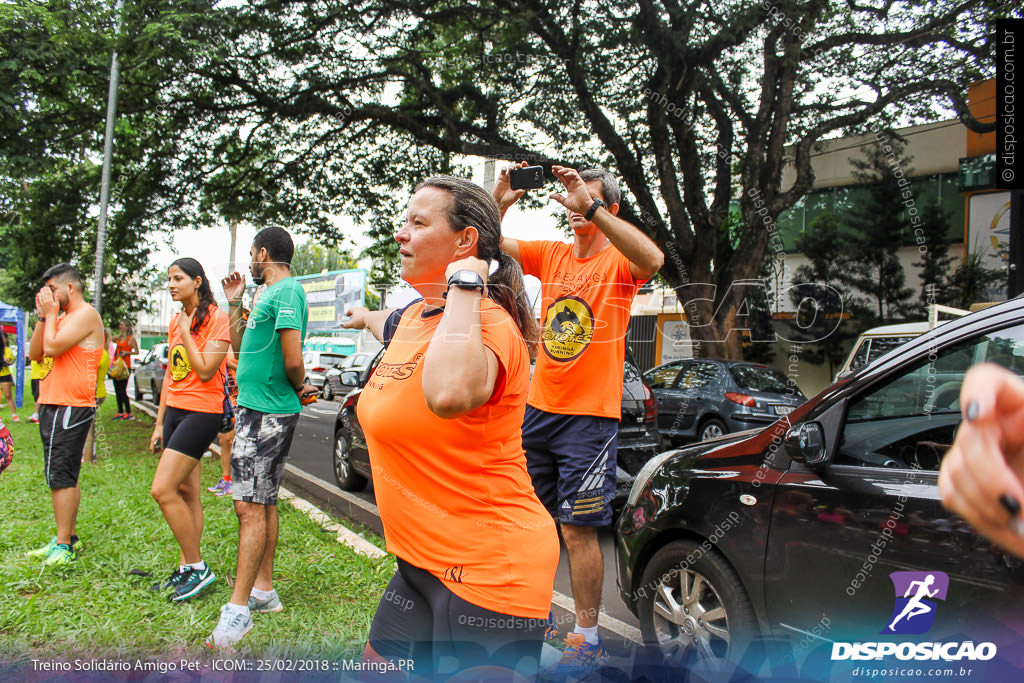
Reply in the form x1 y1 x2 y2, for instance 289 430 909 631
939 364 1024 558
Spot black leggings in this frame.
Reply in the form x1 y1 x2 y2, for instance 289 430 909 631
112 378 131 414
368 557 546 679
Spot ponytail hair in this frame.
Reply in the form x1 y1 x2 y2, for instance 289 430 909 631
414 176 539 356
169 257 218 335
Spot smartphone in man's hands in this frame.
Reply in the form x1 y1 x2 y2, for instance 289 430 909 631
509 165 545 190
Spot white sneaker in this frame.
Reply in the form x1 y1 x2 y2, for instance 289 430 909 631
206 604 253 649
247 589 283 613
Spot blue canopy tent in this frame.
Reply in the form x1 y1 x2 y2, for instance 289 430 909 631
0 301 26 408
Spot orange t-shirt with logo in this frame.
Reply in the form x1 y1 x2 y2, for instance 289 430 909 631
357 299 559 618
38 316 103 408
165 305 231 414
518 239 644 419
115 338 134 370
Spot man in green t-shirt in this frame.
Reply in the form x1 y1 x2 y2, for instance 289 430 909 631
208 226 315 649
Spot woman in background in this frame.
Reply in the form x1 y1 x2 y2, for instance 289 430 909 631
112 320 138 420
0 331 17 422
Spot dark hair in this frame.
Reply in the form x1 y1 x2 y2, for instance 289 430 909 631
579 168 621 207
41 263 84 291
253 225 294 266
414 176 539 357
169 258 218 335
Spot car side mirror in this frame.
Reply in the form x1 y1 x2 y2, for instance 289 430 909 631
340 371 360 387
784 422 827 468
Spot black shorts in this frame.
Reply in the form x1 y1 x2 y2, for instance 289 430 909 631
0 374 12 384
39 404 94 489
522 406 619 527
163 405 221 460
368 557 545 679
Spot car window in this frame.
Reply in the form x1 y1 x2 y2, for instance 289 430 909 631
847 340 870 372
679 361 719 389
866 335 918 365
646 363 683 389
837 323 1024 471
730 364 800 396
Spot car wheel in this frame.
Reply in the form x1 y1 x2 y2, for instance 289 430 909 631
322 382 334 401
333 429 368 491
699 417 727 442
636 540 757 669
133 377 143 401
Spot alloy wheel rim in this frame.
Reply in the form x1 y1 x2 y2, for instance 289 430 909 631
334 435 350 479
702 423 723 440
651 567 731 667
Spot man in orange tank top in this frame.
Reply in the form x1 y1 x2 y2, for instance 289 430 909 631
26 263 105 566
494 165 664 674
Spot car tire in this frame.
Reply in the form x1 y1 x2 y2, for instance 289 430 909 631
322 382 334 401
133 377 143 401
636 540 757 669
698 417 727 442
333 429 368 491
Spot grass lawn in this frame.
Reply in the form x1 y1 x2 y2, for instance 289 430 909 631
0 393 394 665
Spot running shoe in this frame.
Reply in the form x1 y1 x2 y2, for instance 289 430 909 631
9 414 18 423
113 414 124 420
27 536 81 558
214 479 232 497
170 565 216 602
247 589 283 613
124 414 136 421
151 567 188 592
207 604 253 649
549 633 605 678
43 543 75 566
29 413 38 423
207 478 228 494
544 611 560 642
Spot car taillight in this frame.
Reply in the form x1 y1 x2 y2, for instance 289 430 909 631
160 362 167 370
312 366 326 373
643 382 656 422
725 392 756 407
343 396 356 410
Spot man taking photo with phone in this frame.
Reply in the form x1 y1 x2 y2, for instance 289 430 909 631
494 164 663 676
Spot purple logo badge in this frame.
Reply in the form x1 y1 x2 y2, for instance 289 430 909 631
882 571 949 635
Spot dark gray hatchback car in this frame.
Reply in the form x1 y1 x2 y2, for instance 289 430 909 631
645 359 806 443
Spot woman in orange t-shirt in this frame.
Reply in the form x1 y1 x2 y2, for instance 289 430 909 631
356 176 558 678
112 320 138 419
149 258 230 603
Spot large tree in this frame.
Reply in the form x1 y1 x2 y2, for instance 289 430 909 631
166 0 1003 358
4 1 1011 357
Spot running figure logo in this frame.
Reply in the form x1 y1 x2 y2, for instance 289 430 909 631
882 571 949 635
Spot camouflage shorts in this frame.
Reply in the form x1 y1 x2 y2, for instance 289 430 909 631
230 406 300 505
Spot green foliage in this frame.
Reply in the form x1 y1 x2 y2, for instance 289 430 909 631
290 241 358 278
912 202 959 307
788 211 861 376
838 134 915 323
2 0 1009 357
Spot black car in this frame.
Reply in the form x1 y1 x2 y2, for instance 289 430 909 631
332 348 662 508
645 359 806 444
616 297 1024 669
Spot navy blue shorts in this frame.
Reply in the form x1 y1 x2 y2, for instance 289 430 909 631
522 406 618 527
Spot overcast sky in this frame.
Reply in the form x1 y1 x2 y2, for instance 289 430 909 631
149 158 568 308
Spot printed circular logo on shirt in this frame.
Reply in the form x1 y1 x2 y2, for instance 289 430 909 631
169 344 192 381
541 296 594 362
38 356 55 380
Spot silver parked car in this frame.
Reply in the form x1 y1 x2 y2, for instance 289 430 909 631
132 343 169 401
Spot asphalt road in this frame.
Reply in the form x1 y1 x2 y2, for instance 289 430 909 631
283 398 643 644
